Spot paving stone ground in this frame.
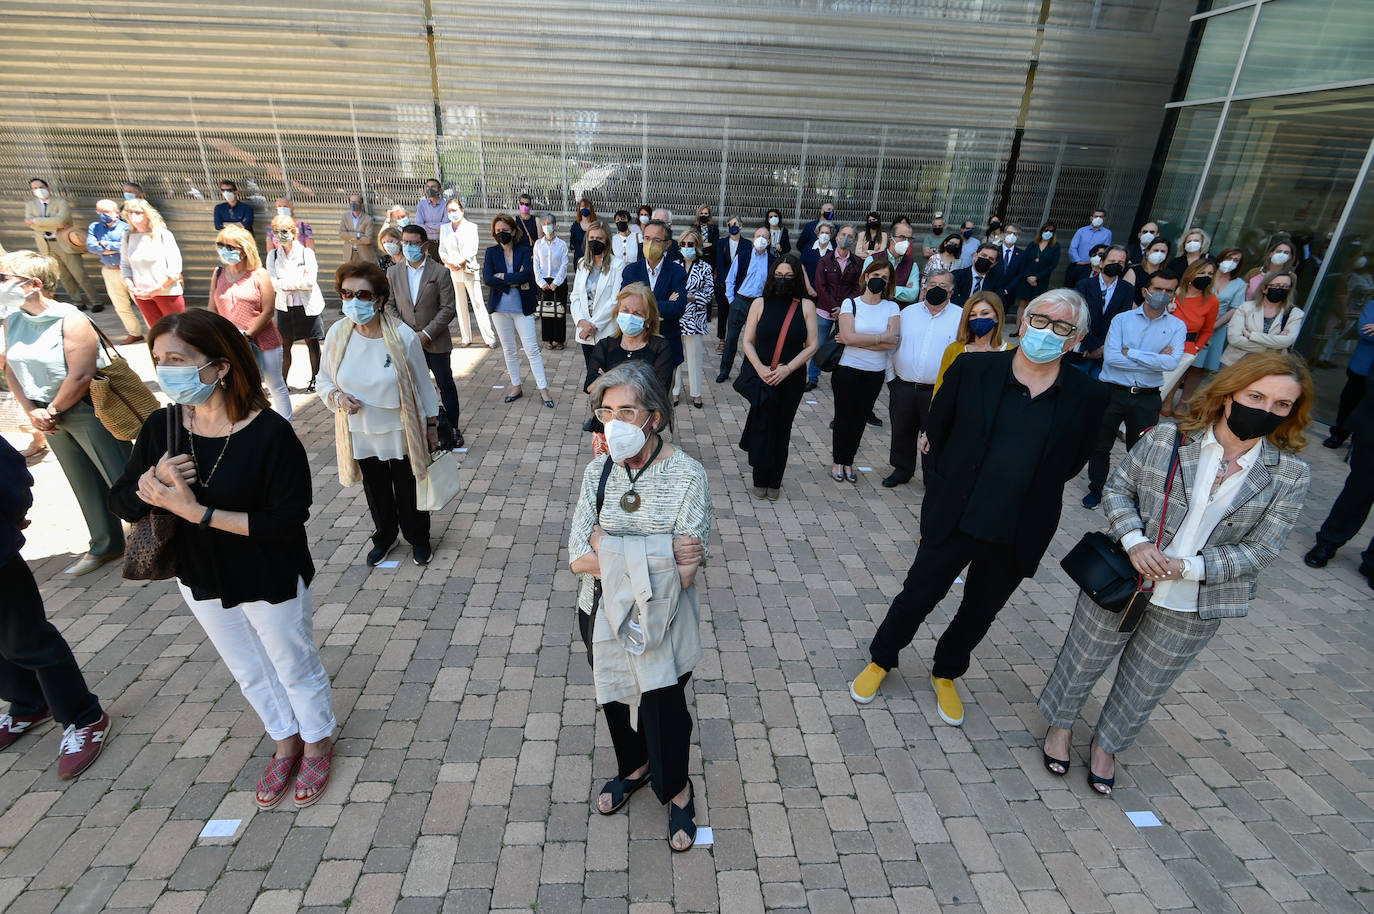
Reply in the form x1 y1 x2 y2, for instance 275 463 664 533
6 310 1374 913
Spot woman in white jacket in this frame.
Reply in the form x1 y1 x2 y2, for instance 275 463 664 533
570 221 624 372
266 215 326 392
439 199 496 348
1221 271 1304 367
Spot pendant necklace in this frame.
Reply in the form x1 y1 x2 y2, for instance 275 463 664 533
189 410 235 487
620 436 664 513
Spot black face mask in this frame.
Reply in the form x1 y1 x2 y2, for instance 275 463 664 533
1264 286 1290 303
822 211 834 220
1102 261 1125 278
615 220 629 233
772 275 795 293
496 230 513 245
698 214 710 224
974 258 994 274
944 243 962 256
588 239 607 256
867 276 888 294
867 221 880 230
925 287 948 306
1225 400 1285 442
962 229 974 239
728 225 740 235
932 226 944 235
1192 275 1213 291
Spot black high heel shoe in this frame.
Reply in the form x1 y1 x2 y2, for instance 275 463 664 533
1087 738 1114 797
1042 729 1069 777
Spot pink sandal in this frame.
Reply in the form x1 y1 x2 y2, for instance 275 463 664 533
294 746 334 808
256 753 302 810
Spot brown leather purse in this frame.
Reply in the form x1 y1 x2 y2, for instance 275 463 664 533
122 406 182 581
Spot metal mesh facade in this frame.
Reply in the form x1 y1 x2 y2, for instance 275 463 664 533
0 0 1192 300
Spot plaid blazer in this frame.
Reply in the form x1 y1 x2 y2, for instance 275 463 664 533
1102 421 1310 620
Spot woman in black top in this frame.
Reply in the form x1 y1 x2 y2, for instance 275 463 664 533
737 256 819 499
110 309 335 811
583 283 674 445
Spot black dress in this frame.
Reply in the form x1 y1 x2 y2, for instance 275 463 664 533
738 296 809 489
584 335 676 433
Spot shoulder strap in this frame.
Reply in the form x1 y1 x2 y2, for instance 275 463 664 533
771 298 801 370
594 455 615 517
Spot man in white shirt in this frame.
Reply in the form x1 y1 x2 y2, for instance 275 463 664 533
438 198 496 347
884 269 962 487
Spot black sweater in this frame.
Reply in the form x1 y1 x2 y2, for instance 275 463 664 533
109 407 314 608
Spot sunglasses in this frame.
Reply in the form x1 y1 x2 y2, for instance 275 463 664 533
340 289 379 302
0 272 33 284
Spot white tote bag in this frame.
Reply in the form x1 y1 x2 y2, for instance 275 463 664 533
415 450 462 511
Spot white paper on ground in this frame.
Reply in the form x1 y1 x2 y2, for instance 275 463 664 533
806 400 818 404
954 576 964 584
694 826 714 846
199 819 241 838
492 385 505 389
454 448 468 453
857 467 872 472
64 566 77 574
1126 811 1162 828
377 560 401 569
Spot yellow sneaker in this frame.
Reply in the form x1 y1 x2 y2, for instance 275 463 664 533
850 663 887 704
932 676 964 726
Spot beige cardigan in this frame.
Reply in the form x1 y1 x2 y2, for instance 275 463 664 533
1220 299 1305 366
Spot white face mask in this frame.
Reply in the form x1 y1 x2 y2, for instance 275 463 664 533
638 214 650 225
769 215 780 227
752 236 769 252
1139 231 1156 245
0 279 28 315
605 417 651 463
222 191 236 202
1147 250 1167 265
32 188 50 200
817 233 831 247
1219 259 1239 274
542 224 554 236
1184 240 1202 254
1041 231 1054 241
276 206 291 217
448 210 463 222
1270 251 1291 266
892 239 910 257
1090 255 1102 267
1091 216 1104 228
1003 233 1018 246
1356 257 1369 269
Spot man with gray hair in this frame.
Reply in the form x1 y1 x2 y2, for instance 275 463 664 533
850 289 1108 726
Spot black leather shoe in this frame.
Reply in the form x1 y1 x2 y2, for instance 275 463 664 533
804 381 818 392
413 543 433 566
1305 543 1337 568
1324 431 1349 449
881 473 910 488
1360 564 1374 590
866 415 882 427
366 541 393 566
453 431 464 450
1082 490 1102 509
715 371 730 384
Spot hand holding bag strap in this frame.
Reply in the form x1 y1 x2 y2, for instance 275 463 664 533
1119 431 1185 631
770 298 801 371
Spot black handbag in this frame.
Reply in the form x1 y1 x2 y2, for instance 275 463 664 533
1061 432 1183 629
732 297 799 408
814 297 850 372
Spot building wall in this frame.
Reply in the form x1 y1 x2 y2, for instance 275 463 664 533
0 0 1192 297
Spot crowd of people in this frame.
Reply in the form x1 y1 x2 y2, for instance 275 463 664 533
2 174 1371 845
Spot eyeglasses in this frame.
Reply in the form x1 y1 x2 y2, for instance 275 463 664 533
340 289 379 302
1026 313 1078 337
216 244 241 253
593 406 646 424
0 272 33 284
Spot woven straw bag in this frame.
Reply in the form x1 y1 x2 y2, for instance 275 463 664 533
123 405 181 581
88 322 158 441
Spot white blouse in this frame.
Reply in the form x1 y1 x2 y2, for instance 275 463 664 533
121 230 184 296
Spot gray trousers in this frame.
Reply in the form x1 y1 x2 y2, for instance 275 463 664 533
44 399 132 556
1038 590 1220 755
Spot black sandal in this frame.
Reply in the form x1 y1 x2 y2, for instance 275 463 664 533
1043 730 1069 777
504 390 523 404
1087 738 1114 797
668 781 697 853
844 468 858 483
596 771 651 815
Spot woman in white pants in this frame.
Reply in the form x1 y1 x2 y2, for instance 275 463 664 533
674 228 714 408
482 214 554 408
439 198 496 347
110 309 334 809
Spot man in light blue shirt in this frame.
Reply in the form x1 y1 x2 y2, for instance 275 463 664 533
1083 270 1185 507
717 226 773 381
1067 208 1112 286
416 179 447 261
85 199 143 342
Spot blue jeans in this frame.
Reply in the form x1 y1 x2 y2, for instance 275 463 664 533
808 316 837 384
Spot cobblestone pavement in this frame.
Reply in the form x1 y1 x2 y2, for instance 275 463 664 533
6 315 1374 914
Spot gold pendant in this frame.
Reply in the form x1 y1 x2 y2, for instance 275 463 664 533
620 490 641 512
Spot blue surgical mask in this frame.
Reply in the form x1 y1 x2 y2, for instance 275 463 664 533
1019 326 1067 363
123 191 137 201
616 312 646 336
968 317 997 338
217 247 241 265
98 212 117 224
342 297 376 324
397 216 410 227
157 363 218 406
402 243 425 263
681 246 697 259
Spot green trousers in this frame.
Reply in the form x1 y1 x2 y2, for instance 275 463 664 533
44 399 132 556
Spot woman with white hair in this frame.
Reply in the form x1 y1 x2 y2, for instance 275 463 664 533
120 199 185 326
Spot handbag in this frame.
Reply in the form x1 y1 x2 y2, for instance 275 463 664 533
415 448 462 511
1060 432 1183 631
732 297 800 408
88 321 159 441
123 405 182 581
814 297 850 372
536 281 566 319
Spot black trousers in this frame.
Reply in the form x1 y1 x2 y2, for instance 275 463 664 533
0 556 102 727
359 456 430 549
869 530 1025 679
888 380 934 481
1316 438 1374 566
1332 369 1369 435
602 672 693 805
718 294 753 376
424 350 461 432
716 290 728 340
540 284 568 343
832 365 886 465
1088 385 1161 491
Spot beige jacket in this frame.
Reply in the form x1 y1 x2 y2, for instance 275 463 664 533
338 211 376 261
24 196 74 250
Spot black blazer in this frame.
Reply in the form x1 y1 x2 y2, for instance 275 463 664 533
951 264 1005 307
924 349 1109 576
1074 274 1136 355
481 244 536 315
997 245 1028 303
723 242 776 300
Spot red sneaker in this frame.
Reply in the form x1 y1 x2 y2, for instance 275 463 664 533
57 712 110 779
0 711 53 751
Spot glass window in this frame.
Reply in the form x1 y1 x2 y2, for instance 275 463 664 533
1237 0 1374 95
1185 9 1250 101
1150 104 1223 239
